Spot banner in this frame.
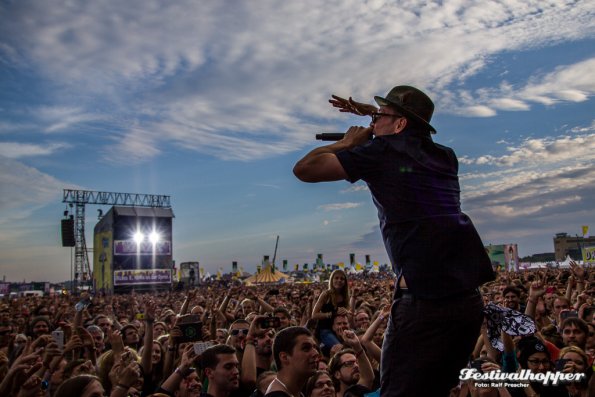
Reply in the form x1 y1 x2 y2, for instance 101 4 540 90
486 244 518 271
114 240 171 255
113 269 171 286
584 246 595 264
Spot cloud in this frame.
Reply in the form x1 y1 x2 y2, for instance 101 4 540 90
0 142 70 158
341 184 369 193
458 123 595 240
317 202 363 211
454 58 595 116
1 0 594 161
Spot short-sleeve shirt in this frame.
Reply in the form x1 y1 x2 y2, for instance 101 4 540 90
336 128 494 298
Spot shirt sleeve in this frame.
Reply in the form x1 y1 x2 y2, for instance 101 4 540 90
335 138 386 183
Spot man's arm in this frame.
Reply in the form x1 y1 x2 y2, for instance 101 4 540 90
293 126 372 183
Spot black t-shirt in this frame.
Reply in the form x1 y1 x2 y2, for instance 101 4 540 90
263 391 291 397
336 129 495 298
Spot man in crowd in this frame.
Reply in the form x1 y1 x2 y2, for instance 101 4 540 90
201 345 240 397
265 326 319 396
328 329 375 397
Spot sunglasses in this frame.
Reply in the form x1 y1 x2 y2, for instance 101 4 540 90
371 112 402 123
231 329 249 336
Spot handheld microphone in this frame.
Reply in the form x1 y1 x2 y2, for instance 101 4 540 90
315 133 345 141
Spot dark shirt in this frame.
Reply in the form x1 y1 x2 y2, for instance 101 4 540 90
336 128 495 298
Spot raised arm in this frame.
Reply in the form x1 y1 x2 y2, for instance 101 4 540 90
342 329 374 389
293 126 373 183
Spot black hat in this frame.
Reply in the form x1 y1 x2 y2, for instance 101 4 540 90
518 336 550 368
374 85 436 133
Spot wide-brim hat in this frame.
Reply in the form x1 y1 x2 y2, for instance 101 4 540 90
374 85 436 133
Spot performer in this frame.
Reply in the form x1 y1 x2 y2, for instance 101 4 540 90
293 85 495 396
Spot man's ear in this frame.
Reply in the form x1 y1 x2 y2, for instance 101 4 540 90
204 367 213 379
279 351 289 365
394 117 408 133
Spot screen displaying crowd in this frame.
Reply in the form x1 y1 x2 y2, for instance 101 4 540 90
1 265 594 397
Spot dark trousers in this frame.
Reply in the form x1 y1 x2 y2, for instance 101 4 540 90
380 290 484 397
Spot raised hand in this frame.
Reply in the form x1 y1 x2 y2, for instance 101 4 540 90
329 95 377 116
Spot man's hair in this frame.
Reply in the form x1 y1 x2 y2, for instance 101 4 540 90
502 286 520 298
94 314 111 324
328 348 356 388
272 326 313 370
229 319 249 332
274 307 291 318
561 317 589 336
200 344 236 370
86 325 104 339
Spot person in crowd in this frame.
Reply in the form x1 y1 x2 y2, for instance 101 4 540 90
265 326 319 396
327 329 375 397
557 346 592 397
304 370 336 397
312 270 351 354
201 344 240 397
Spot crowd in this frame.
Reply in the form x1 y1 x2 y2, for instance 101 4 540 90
0 264 594 397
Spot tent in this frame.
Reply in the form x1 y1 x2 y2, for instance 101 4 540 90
243 264 290 284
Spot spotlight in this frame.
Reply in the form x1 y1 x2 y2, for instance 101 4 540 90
149 231 160 244
133 232 144 245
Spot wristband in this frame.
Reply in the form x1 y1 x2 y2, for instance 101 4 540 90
175 367 193 378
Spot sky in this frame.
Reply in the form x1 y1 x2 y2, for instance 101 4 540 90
0 0 594 283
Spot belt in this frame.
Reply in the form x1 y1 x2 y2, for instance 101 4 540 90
396 287 480 300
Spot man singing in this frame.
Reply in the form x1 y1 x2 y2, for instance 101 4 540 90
293 85 495 396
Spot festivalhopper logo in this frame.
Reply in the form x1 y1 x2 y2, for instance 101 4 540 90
459 368 585 387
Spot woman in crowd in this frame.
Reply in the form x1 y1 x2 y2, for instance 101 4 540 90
312 270 351 352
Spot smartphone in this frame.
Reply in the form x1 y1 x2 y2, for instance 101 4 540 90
555 358 569 372
470 358 487 373
560 310 578 320
51 330 64 350
193 341 214 356
135 313 145 320
177 314 203 342
75 297 92 312
259 317 281 329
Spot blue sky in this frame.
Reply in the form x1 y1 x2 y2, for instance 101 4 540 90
1 0 594 282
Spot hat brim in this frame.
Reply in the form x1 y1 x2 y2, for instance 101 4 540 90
375 96 436 133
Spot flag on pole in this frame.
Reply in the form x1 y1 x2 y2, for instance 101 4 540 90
583 225 589 237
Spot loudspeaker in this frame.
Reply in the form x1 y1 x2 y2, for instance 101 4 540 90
61 219 75 247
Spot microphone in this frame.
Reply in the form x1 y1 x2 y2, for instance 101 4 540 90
315 133 345 141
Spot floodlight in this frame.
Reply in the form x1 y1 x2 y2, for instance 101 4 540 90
149 231 160 244
133 231 144 245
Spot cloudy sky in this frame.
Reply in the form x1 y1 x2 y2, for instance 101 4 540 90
1 0 594 282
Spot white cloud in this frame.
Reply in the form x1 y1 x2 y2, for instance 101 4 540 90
340 184 369 193
0 142 70 158
1 0 594 160
317 202 363 211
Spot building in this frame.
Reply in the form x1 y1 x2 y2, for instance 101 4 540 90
93 206 174 293
553 233 595 261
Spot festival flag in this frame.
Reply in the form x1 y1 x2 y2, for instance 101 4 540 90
303 263 309 272
294 264 299 272
232 261 238 273
216 267 222 280
257 265 261 274
349 253 355 267
283 260 288 271
583 225 589 237
338 262 345 269
355 263 363 272
372 261 379 272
